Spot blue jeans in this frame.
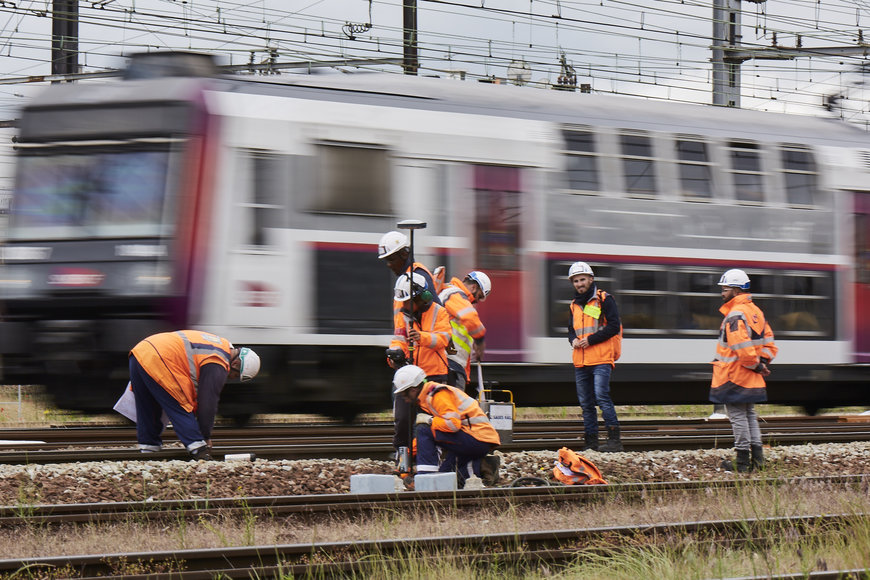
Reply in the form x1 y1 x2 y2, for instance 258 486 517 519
574 364 619 435
129 356 207 451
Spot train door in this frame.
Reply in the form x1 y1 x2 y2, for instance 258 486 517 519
856 192 870 362
472 165 524 362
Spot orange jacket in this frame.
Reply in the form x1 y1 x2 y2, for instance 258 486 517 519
709 293 778 403
439 277 486 377
417 382 501 446
390 301 451 377
130 330 233 412
570 289 622 367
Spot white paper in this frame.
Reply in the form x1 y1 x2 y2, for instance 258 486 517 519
113 382 169 427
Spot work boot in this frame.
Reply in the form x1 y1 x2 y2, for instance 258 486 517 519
750 444 765 471
190 446 213 461
599 426 623 452
581 432 599 451
721 449 751 473
480 454 501 486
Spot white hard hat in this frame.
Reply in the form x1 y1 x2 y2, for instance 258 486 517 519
394 272 429 302
238 347 260 381
393 365 426 394
378 231 409 259
718 269 750 290
568 261 594 279
465 271 492 299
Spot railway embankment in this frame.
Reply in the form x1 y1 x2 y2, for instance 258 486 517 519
2 441 869 504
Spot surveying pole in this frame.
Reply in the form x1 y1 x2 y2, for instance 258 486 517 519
396 219 426 471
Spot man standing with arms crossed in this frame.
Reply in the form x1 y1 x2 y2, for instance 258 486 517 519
710 269 778 473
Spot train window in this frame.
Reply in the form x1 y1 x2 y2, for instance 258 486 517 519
547 262 834 339
620 132 657 197
676 138 713 200
562 129 600 192
240 151 286 247
617 268 670 332
310 143 390 216
727 141 765 204
781 146 819 207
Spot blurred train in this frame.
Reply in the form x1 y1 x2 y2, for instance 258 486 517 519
0 52 868 421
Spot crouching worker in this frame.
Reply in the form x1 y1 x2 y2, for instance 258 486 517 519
129 330 261 460
392 365 500 487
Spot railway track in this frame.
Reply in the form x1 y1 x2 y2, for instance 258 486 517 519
0 474 866 528
1 510 866 578
1 416 869 464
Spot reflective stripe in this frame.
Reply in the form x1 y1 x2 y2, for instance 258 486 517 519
175 331 199 388
456 305 476 317
729 339 756 350
450 320 473 354
714 354 738 362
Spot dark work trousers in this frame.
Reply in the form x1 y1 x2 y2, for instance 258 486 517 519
392 373 448 451
129 356 208 452
415 423 493 487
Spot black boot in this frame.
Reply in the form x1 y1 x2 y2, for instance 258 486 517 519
600 426 623 452
721 449 751 473
750 444 765 471
582 432 599 451
480 454 501 486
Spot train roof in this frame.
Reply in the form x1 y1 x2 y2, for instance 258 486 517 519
20 69 870 149
231 72 870 148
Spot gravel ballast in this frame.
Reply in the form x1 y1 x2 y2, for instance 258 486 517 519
2 442 869 505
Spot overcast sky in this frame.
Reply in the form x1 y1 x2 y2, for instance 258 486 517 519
0 0 869 123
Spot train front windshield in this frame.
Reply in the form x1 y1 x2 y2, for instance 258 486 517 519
9 147 176 240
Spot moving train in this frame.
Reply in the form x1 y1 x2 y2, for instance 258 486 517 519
0 52 868 420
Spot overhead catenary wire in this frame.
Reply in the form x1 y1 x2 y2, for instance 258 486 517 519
0 1 866 124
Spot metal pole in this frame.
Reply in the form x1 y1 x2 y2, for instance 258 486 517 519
52 0 79 79
397 219 426 461
402 0 418 75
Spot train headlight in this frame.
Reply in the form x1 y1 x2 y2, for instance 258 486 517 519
118 263 172 296
0 268 34 298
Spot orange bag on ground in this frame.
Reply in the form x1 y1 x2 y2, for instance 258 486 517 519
552 446 608 485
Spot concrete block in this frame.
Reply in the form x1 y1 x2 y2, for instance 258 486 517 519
414 472 457 492
350 474 399 494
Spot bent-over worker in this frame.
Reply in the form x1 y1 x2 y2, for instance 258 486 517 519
129 330 260 460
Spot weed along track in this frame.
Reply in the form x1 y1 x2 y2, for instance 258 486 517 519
0 512 867 578
1 442 870 577
0 475 868 528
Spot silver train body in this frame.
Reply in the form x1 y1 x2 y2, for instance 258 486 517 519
1 53 868 419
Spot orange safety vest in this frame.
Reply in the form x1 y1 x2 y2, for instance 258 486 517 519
390 301 451 377
439 277 486 378
130 330 233 412
710 294 778 403
418 382 501 446
570 289 622 367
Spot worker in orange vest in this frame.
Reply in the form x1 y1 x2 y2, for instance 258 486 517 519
387 273 451 453
710 269 778 473
129 330 260 460
438 270 491 393
393 365 500 488
568 261 624 452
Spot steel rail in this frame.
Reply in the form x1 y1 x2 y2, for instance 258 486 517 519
0 512 865 578
0 475 866 527
1 418 870 464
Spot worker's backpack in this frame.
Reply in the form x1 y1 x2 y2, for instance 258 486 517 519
552 446 608 485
